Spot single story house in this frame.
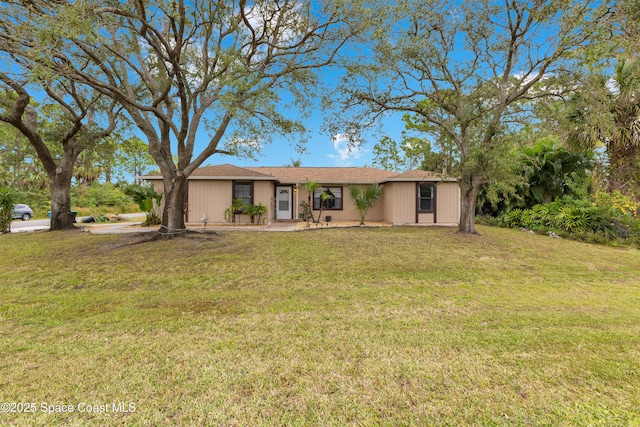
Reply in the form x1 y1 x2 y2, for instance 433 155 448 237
142 164 460 225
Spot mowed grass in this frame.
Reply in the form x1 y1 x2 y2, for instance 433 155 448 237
0 226 639 426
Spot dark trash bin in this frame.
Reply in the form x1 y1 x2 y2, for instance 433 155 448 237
47 211 78 222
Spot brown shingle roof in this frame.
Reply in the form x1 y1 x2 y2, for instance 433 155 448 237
141 164 454 183
245 166 395 184
384 169 457 182
189 164 276 180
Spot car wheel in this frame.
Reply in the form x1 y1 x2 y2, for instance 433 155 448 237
21 213 31 221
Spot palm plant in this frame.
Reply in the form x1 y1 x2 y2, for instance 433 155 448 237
301 179 321 223
316 190 334 224
520 141 591 207
565 59 640 196
348 184 384 225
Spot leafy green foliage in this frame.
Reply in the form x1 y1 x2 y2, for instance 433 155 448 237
224 199 268 225
123 184 162 226
334 0 602 233
298 200 313 222
0 186 15 233
347 184 384 225
564 59 640 196
11 186 49 218
72 182 134 208
371 136 406 172
402 110 460 175
301 180 322 223
316 190 334 224
244 203 268 224
479 140 593 216
494 194 640 246
371 133 459 174
1 0 357 231
224 198 247 224
0 120 47 190
520 141 593 205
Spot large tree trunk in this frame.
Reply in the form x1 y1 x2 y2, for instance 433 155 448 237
49 168 76 231
607 141 639 197
161 173 187 235
458 172 482 234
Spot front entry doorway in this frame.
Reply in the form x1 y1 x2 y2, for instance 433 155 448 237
276 186 292 220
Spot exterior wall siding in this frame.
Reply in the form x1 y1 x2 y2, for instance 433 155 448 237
253 181 274 222
417 212 435 223
436 182 460 224
187 180 274 224
188 180 232 223
382 184 395 222
391 182 417 224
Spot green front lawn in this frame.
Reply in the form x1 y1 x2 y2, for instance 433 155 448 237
1 226 639 425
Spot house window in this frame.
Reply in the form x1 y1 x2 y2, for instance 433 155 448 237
313 186 342 210
233 181 253 206
418 183 435 212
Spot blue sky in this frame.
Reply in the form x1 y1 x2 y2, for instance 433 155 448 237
218 113 407 169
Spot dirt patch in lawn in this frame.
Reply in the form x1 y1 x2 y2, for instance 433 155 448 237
96 229 224 251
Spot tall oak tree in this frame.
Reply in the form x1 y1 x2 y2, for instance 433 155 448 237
2 0 361 233
336 0 606 233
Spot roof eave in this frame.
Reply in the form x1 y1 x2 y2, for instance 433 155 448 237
382 177 458 183
188 176 277 181
140 175 277 181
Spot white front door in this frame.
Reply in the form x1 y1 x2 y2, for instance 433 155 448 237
276 186 292 220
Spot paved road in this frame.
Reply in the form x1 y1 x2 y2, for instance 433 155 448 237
10 213 145 233
9 214 300 234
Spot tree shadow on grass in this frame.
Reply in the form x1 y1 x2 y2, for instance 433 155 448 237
96 230 223 251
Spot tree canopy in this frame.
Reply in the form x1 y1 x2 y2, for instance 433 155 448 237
335 0 606 233
0 66 122 229
0 0 361 233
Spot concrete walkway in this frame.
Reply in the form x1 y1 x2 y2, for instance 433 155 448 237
264 222 298 232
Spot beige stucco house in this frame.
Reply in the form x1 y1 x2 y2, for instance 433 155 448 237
142 164 460 225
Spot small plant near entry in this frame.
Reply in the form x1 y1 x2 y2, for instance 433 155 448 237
245 203 268 224
0 186 16 234
348 184 384 225
224 198 246 224
124 184 163 227
299 200 313 222
225 199 267 225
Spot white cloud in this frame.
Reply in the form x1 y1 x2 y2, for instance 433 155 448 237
240 2 307 62
327 134 366 166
